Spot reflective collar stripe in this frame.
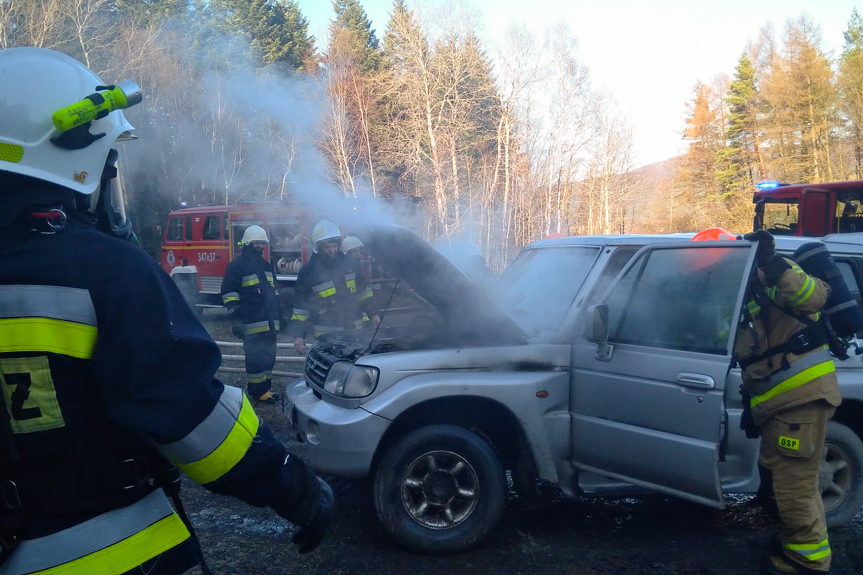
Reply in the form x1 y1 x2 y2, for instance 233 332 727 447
222 292 240 304
3 490 189 575
155 386 259 484
241 274 260 287
751 353 836 408
0 318 97 358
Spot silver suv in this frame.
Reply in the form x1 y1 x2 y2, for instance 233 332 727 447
283 227 863 554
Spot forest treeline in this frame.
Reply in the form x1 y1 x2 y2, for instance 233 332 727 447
2 0 862 266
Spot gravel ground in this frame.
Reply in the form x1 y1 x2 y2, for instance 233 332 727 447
182 311 863 575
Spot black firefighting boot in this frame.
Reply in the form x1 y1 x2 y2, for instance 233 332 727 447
762 553 829 575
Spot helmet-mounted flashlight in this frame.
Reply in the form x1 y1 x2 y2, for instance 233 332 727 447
51 80 142 132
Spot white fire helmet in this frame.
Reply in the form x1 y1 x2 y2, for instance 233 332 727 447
341 235 364 253
241 225 269 245
0 47 137 196
312 220 341 245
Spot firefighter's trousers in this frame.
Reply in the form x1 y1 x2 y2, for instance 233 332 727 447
243 332 276 399
759 400 835 572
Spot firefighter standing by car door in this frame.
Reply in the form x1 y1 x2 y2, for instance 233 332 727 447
735 230 841 575
289 221 380 355
0 47 333 574
221 225 281 405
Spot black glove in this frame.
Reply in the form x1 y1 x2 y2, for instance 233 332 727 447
292 477 334 554
274 454 335 554
739 386 760 439
743 229 775 265
232 324 244 339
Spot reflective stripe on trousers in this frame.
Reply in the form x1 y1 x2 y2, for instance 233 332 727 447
2 489 190 574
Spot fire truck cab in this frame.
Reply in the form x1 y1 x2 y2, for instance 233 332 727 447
160 203 311 316
753 179 863 236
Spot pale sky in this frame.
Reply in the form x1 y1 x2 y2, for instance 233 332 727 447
296 0 862 168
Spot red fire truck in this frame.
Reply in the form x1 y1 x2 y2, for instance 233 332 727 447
160 202 314 315
753 179 863 236
160 197 425 315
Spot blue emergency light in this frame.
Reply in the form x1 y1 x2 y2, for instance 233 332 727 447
756 180 787 189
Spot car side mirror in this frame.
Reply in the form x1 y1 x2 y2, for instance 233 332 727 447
586 304 609 343
586 304 613 361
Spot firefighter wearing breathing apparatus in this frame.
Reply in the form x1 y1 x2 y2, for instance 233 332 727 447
220 224 282 404
735 230 841 575
289 220 380 355
0 47 333 574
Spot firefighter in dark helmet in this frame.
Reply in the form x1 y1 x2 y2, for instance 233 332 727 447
736 230 841 575
0 47 333 574
221 224 281 405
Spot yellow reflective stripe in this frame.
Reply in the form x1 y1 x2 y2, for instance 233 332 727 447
313 281 336 298
0 318 96 359
785 537 830 561
3 490 189 575
241 274 260 287
222 292 239 304
317 287 336 298
265 272 274 286
291 313 308 321
36 514 190 575
751 361 836 407
247 374 268 384
788 275 815 308
346 279 357 293
358 287 373 302
177 394 259 484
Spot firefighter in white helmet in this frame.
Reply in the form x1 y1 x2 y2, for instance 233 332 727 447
342 235 365 261
220 224 282 404
288 221 380 354
0 47 332 574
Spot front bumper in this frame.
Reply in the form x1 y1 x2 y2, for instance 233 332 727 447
283 379 390 477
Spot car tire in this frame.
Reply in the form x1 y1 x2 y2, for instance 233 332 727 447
821 421 863 527
373 424 506 554
756 421 863 527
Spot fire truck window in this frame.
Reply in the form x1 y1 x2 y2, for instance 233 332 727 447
202 216 221 240
837 201 863 233
762 201 799 235
167 218 183 241
185 216 193 241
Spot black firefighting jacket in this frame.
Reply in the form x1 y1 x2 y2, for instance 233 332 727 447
220 245 281 336
288 250 377 339
0 213 294 574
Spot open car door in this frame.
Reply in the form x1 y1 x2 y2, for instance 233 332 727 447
570 241 756 507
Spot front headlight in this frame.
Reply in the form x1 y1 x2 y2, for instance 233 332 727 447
322 361 379 398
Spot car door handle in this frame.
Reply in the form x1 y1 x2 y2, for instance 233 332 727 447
676 372 715 389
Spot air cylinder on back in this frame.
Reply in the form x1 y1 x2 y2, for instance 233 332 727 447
792 242 863 338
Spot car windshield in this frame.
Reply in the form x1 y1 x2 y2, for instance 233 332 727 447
494 246 601 335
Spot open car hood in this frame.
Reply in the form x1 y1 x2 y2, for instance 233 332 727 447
357 224 527 347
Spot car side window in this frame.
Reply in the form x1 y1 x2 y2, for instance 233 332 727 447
605 246 749 354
